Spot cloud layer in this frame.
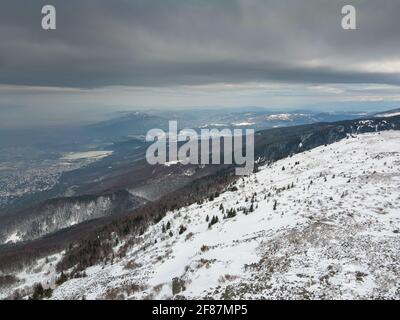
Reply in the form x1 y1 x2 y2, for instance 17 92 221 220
1 0 400 128
1 0 400 88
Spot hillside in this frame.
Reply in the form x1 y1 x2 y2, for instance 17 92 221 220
0 190 146 244
1 131 399 300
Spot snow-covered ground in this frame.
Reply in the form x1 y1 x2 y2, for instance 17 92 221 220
1 131 399 300
61 151 113 161
231 122 256 126
375 111 400 118
265 113 308 121
5 232 21 244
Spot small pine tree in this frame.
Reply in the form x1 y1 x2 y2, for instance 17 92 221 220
56 272 68 286
227 208 236 219
208 215 219 228
31 283 44 300
179 225 187 235
273 200 277 211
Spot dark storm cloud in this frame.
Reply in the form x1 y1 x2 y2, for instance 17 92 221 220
1 0 400 88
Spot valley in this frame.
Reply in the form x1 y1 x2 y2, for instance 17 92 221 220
0 110 399 300
1 130 399 299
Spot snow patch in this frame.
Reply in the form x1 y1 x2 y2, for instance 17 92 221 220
61 151 113 161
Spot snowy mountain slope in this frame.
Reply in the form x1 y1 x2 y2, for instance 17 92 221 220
374 108 400 118
1 131 400 300
0 190 146 244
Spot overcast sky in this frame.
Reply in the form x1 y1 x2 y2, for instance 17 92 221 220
1 0 400 127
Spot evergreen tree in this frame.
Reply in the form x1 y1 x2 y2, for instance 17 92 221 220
32 283 44 300
208 215 219 228
179 225 187 235
56 272 68 286
227 208 236 219
273 200 278 211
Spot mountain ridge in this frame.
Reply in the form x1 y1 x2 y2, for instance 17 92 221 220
0 114 399 277
1 130 399 299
